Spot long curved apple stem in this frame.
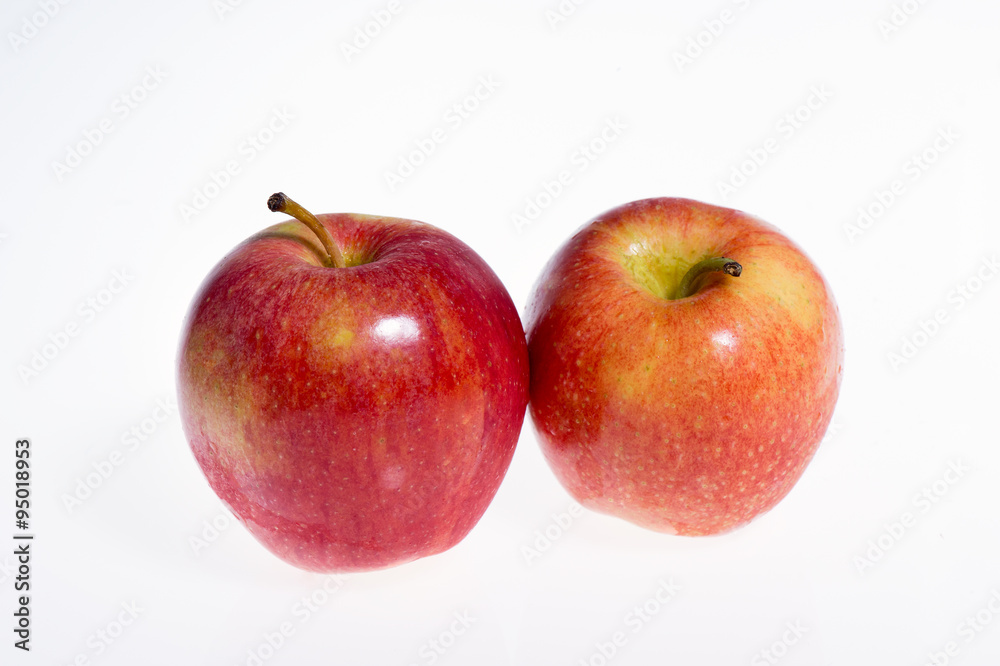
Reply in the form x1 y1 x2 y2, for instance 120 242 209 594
675 257 742 299
267 192 346 268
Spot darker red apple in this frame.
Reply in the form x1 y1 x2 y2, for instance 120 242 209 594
178 194 529 572
526 198 843 535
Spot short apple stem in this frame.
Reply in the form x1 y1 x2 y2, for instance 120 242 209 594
675 257 742 299
267 192 346 269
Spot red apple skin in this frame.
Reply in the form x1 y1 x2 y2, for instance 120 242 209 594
178 213 529 572
526 198 843 536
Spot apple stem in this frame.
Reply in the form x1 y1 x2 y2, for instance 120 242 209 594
675 257 742 299
267 192 346 268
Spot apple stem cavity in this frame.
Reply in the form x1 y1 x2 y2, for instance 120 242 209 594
267 192 346 269
675 257 742 299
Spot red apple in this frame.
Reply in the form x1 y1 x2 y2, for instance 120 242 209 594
178 194 529 572
526 198 843 535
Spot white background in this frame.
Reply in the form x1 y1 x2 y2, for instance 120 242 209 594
2 0 999 664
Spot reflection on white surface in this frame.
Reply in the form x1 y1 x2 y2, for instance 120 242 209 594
373 315 419 343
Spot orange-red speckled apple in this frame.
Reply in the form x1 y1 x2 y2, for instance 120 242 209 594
178 194 529 572
526 198 843 535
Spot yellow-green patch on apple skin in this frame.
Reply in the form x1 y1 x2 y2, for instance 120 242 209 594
526 198 843 536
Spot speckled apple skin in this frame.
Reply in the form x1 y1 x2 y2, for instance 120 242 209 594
178 214 529 572
526 198 843 536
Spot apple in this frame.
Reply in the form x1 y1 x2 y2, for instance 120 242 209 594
526 198 843 535
178 193 529 572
